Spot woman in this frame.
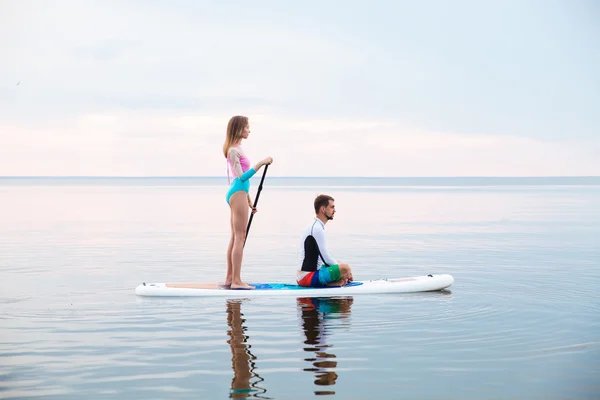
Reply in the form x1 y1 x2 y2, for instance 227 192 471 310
222 115 273 290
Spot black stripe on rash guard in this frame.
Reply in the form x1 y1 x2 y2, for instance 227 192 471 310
301 235 320 272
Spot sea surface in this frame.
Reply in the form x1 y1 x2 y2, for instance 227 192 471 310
1 176 599 399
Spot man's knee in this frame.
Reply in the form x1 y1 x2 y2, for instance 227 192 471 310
338 263 351 275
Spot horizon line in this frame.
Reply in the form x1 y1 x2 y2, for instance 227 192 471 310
1 175 600 179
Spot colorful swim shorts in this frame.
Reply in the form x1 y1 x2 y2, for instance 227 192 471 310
297 264 341 287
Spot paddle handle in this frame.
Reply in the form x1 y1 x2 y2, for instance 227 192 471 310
244 163 269 247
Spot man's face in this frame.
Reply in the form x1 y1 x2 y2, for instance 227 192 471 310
323 200 336 220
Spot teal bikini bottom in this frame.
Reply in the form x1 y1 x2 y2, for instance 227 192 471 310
226 167 257 205
226 177 250 204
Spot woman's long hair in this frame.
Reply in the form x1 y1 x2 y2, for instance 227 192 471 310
223 116 249 158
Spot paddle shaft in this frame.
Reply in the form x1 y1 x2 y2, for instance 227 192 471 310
244 163 269 247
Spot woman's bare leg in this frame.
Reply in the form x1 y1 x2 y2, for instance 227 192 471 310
222 210 235 286
230 191 252 289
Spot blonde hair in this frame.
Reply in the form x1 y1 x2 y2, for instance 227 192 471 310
222 115 249 158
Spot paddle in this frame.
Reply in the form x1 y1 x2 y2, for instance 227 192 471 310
244 163 269 247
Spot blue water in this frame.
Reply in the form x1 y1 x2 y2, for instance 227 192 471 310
1 177 599 399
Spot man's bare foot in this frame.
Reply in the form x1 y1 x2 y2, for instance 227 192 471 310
326 279 346 287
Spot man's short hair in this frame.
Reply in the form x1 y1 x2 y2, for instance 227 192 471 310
314 194 334 214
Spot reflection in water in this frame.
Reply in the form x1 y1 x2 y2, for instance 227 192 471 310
297 296 354 396
226 299 270 399
225 297 354 398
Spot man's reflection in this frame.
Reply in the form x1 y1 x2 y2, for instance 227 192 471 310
226 299 269 399
297 296 354 396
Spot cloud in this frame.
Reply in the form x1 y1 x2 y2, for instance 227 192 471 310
1 1 599 176
1 111 597 176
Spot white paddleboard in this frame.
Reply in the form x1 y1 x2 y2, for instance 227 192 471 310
134 274 454 298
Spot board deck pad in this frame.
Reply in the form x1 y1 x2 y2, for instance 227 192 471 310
250 281 363 290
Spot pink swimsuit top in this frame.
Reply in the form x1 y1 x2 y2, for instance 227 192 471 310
227 146 251 184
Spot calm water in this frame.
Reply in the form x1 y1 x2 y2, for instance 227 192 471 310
1 177 599 399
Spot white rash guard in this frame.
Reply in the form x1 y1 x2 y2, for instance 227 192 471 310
297 218 337 280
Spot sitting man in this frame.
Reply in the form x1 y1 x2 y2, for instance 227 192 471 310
296 194 354 287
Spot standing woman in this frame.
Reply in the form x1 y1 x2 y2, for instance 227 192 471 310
223 115 273 290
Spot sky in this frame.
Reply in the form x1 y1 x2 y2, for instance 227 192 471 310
1 0 599 177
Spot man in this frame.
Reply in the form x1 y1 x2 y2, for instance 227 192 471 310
296 194 353 287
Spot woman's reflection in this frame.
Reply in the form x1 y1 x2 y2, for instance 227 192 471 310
297 296 354 396
226 299 269 399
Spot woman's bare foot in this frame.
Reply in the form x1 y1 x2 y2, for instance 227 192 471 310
230 281 254 290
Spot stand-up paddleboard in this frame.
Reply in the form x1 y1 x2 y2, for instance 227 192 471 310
134 274 454 298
